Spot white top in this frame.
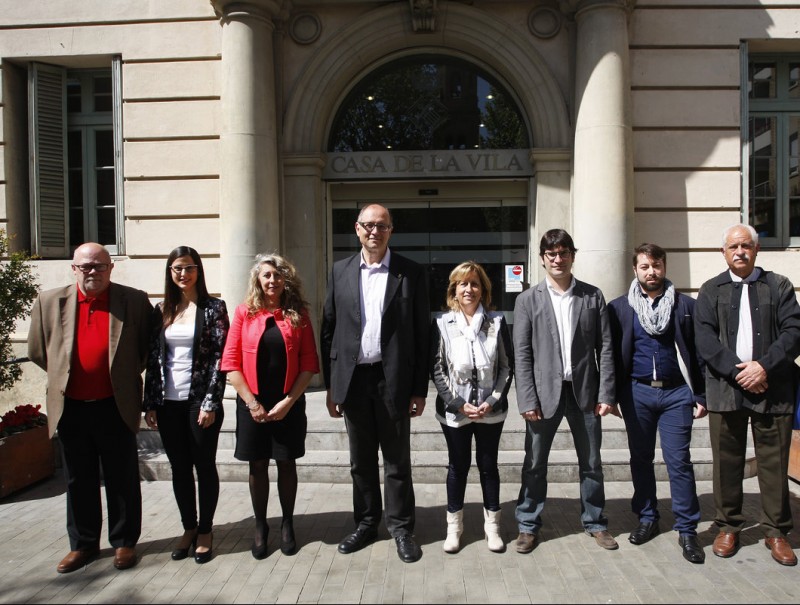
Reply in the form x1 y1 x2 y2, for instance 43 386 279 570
730 268 761 363
358 248 391 364
164 322 194 401
546 276 576 381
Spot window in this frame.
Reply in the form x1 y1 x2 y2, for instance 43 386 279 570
745 54 800 247
328 56 529 152
28 59 124 257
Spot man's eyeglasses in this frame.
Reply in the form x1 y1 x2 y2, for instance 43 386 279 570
357 222 392 233
170 265 199 274
543 250 571 261
72 263 111 273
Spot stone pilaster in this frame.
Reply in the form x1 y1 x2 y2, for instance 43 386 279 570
530 148 572 285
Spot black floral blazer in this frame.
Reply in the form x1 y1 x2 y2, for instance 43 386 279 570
144 297 230 412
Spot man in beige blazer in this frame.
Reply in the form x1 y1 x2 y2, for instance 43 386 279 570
28 243 152 573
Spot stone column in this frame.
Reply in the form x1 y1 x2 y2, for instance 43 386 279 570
570 0 634 299
212 0 282 306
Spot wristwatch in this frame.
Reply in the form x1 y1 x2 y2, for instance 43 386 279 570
246 399 260 411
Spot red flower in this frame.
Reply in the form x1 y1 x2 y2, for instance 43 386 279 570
0 404 47 438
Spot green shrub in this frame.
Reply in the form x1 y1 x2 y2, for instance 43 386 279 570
0 230 39 391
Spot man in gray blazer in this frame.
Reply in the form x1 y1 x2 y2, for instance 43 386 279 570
513 228 618 553
27 242 152 573
321 204 430 563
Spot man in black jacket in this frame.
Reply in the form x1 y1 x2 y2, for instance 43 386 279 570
320 203 430 563
608 243 706 563
695 224 800 566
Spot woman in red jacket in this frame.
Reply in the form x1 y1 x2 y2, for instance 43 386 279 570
221 253 320 558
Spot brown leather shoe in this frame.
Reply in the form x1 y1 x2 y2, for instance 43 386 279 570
587 530 619 550
113 546 138 570
765 536 798 566
712 531 739 558
515 532 537 554
56 546 100 573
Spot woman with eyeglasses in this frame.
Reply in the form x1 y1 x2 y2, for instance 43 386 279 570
220 253 320 558
144 246 230 564
430 261 514 554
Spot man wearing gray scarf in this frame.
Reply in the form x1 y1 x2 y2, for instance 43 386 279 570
608 243 707 564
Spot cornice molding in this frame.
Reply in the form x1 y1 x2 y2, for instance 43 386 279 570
558 0 636 17
211 0 284 22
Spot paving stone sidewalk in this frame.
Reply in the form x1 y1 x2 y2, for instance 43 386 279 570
2 476 800 604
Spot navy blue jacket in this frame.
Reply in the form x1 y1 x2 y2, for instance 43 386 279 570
608 291 705 406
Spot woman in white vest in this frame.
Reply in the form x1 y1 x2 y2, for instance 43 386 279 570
430 261 514 553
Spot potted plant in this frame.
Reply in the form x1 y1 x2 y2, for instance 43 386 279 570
0 404 54 498
0 229 45 498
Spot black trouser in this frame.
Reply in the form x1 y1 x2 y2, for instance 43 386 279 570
58 397 141 550
342 364 415 537
440 421 504 513
156 401 223 534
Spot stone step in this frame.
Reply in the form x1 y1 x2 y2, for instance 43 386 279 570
138 419 712 452
138 446 757 484
137 387 713 452
137 386 752 484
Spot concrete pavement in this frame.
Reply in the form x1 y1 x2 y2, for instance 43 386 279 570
1 474 800 604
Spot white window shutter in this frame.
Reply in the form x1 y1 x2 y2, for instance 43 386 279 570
29 62 69 258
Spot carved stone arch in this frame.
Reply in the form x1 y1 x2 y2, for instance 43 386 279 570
282 2 570 153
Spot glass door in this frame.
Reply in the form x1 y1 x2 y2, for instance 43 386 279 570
331 184 528 322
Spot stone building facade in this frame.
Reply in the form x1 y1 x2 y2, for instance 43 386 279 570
1 0 799 407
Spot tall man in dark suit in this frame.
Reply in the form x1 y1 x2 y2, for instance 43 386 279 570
27 242 152 573
608 243 706 564
321 203 430 563
695 223 800 566
513 228 619 554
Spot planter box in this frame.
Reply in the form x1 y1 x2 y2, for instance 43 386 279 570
0 424 56 499
790 430 800 483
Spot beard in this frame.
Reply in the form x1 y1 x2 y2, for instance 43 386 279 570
639 277 664 293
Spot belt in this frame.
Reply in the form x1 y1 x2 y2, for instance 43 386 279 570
65 395 115 404
633 377 685 389
356 362 382 369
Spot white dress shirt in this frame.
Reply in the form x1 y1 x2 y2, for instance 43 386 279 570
546 276 576 381
358 248 391 364
730 267 760 363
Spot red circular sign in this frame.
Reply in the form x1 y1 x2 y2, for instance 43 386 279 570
511 265 522 275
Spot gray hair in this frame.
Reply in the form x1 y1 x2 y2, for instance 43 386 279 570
721 223 758 247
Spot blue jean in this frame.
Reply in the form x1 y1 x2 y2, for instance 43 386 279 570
621 382 700 535
515 385 607 534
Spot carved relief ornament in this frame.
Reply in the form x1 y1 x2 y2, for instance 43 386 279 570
409 0 438 32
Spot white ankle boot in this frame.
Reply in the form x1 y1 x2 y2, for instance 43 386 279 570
484 508 506 552
443 510 463 553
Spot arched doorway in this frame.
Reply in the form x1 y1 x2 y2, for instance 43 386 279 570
279 1 571 326
326 56 532 319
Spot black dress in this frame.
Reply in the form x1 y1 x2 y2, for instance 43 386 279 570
234 316 307 461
